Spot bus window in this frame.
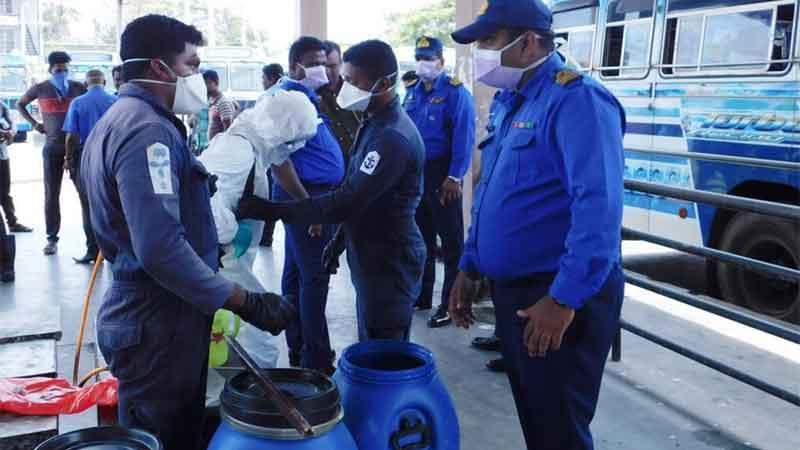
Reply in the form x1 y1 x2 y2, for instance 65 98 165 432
553 5 598 71
674 16 703 73
600 0 656 77
661 2 795 76
229 63 262 92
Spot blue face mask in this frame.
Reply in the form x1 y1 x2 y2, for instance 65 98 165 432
51 71 69 95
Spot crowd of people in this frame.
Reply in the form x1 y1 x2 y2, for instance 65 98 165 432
0 0 627 449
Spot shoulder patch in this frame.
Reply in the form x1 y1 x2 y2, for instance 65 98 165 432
449 77 463 87
555 69 581 86
360 151 381 175
146 142 174 195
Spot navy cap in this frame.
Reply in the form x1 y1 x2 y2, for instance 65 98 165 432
415 36 444 59
451 0 553 44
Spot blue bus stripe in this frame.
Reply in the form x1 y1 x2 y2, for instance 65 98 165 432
626 122 684 137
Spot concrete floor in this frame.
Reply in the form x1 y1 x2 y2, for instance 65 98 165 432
2 141 800 449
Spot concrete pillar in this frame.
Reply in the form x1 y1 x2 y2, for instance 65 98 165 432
455 0 495 228
298 0 327 39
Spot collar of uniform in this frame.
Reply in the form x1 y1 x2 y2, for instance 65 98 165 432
88 85 106 93
516 53 563 100
119 82 187 139
417 72 447 96
366 95 401 123
119 82 172 115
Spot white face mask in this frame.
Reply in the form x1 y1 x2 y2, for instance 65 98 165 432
473 34 551 90
336 73 396 112
124 58 208 115
298 64 329 91
416 60 442 82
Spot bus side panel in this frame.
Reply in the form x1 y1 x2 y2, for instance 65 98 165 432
612 84 655 235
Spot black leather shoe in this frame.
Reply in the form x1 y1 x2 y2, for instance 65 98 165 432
471 336 501 352
43 241 57 255
486 357 506 373
8 223 32 233
427 308 452 328
73 251 99 265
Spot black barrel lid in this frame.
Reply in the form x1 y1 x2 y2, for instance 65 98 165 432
221 368 341 430
35 427 162 450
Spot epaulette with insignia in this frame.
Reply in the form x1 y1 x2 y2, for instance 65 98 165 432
555 69 581 86
449 77 463 87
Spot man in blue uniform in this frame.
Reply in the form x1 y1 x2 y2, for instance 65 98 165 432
63 69 116 264
240 39 426 342
403 36 475 327
81 15 295 450
271 36 345 374
449 2 626 449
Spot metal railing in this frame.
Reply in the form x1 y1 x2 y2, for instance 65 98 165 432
617 159 800 407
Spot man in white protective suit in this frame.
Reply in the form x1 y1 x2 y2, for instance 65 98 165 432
199 89 320 370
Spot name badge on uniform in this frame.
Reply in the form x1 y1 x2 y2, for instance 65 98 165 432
429 96 445 104
512 121 534 129
360 151 381 175
146 142 174 195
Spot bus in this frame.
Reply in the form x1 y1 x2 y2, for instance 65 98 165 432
0 54 32 141
201 47 267 110
551 0 799 323
68 50 118 94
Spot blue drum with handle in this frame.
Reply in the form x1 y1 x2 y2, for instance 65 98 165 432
334 341 459 450
208 368 357 450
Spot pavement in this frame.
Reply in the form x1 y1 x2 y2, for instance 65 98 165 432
1 140 799 449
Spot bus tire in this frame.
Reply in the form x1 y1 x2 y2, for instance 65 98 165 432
717 212 799 324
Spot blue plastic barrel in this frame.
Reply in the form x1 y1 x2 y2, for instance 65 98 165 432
208 368 358 450
334 341 459 450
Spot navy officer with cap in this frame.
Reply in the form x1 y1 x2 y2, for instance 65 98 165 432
448 1 626 449
82 15 295 450
239 39 426 342
403 36 476 328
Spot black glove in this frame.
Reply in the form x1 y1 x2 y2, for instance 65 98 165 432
237 291 297 336
237 194 290 222
322 226 346 274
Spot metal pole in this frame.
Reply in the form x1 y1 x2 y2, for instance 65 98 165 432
116 0 123 54
623 227 800 282
624 270 800 344
626 148 800 171
620 320 800 407
624 180 800 221
611 330 622 362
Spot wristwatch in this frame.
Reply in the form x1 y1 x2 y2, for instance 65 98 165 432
447 176 461 183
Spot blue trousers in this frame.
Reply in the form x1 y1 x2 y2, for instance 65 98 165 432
96 280 212 450
274 183 335 370
492 266 624 450
415 157 464 309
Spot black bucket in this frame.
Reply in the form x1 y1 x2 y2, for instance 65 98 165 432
220 368 341 432
35 426 162 450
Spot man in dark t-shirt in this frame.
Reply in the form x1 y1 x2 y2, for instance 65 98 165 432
17 51 87 255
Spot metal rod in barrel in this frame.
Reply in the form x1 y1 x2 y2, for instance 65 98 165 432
225 336 314 437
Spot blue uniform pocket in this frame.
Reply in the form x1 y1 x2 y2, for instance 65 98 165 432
508 130 537 185
97 323 145 382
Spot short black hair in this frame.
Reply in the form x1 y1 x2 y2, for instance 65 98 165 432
323 40 341 57
402 70 418 83
202 69 219 84
120 14 204 82
262 63 284 79
342 39 398 85
289 36 326 67
111 65 122 75
47 51 71 67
